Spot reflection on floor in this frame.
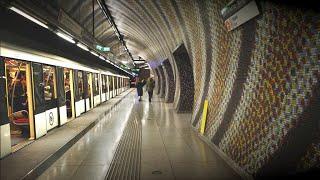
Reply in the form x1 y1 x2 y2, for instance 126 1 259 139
37 92 241 180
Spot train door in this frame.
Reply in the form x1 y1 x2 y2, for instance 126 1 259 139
119 77 122 93
74 70 85 117
108 76 112 99
112 76 115 97
0 58 10 158
83 72 89 112
121 78 124 93
1 58 10 157
86 72 93 110
56 67 67 126
42 65 59 132
116 77 119 95
93 73 100 107
106 75 110 101
64 68 75 121
101 75 106 102
118 77 120 95
3 58 35 149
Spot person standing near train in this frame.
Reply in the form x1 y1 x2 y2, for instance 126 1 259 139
136 77 146 101
146 77 155 102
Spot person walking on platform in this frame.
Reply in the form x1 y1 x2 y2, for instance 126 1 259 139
136 78 146 101
146 77 155 102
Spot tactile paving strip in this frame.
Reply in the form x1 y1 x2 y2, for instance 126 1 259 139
105 110 142 180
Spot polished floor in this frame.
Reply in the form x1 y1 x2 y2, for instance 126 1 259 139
37 91 241 180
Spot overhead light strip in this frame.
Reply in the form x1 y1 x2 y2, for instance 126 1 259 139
76 42 89 51
9 7 49 29
90 51 99 57
56 32 75 44
8 7 133 76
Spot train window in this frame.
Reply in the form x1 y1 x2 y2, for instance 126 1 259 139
109 76 113 90
64 68 74 119
102 75 107 93
93 73 99 96
78 71 84 100
43 65 56 101
87 73 92 98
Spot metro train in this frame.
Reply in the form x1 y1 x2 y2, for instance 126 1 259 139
0 44 130 158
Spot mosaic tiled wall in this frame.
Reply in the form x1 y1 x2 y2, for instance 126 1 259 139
173 44 195 113
154 68 161 95
106 0 320 176
163 59 175 103
157 66 166 98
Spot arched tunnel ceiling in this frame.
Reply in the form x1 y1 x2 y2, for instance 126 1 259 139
57 0 133 66
105 0 182 66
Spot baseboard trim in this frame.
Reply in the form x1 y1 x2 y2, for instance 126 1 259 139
191 126 254 180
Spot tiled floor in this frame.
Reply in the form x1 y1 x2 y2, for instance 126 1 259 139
1 90 132 180
37 91 241 180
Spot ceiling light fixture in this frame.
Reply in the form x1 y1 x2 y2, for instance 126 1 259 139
90 51 99 57
56 32 75 44
9 7 49 29
76 42 89 51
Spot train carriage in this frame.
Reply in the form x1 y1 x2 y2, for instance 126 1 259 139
0 44 129 158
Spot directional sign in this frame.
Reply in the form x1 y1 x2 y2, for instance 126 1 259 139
96 45 110 52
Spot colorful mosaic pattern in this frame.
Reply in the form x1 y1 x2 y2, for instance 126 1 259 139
297 137 320 172
97 0 320 176
177 0 206 115
218 2 320 175
163 59 175 103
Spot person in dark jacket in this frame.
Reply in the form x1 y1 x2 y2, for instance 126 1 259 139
146 77 155 102
136 78 146 101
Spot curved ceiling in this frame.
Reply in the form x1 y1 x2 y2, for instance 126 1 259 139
57 0 132 66
105 0 183 66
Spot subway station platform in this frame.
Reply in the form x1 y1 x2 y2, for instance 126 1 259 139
1 89 241 180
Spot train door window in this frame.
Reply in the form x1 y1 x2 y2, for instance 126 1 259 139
104 75 108 96
5 58 34 147
77 71 84 100
103 75 107 94
64 68 74 119
108 76 112 97
93 73 99 96
87 73 93 108
43 65 57 101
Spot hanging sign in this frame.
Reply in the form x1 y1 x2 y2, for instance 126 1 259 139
96 45 111 52
58 9 82 36
221 0 259 31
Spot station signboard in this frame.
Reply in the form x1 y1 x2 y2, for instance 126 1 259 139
221 0 259 31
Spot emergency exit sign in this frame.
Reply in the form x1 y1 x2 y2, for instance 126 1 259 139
96 45 110 52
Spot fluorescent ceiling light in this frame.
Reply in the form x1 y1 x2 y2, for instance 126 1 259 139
140 64 149 67
134 61 145 64
56 32 75 44
99 55 105 60
10 7 49 29
76 43 89 51
90 51 99 57
133 60 145 62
